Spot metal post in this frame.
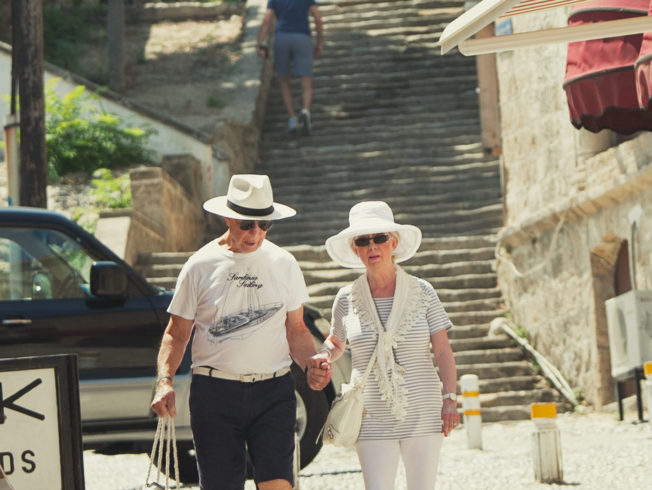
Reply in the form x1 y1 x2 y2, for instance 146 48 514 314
531 403 563 484
4 114 20 206
645 362 652 426
460 374 482 449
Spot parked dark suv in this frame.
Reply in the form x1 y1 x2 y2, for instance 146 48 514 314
0 207 349 482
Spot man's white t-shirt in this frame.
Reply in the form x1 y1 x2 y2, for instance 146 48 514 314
168 239 309 374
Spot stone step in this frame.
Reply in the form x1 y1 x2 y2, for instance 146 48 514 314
260 161 499 187
449 336 513 352
260 136 490 159
305 273 498 298
270 225 504 247
453 347 525 365
259 149 494 171
305 295 501 318
275 206 503 234
477 375 544 393
295 249 497 271
457 361 533 379
301 261 495 284
138 251 194 265
146 276 177 290
476 388 565 409
267 69 478 96
262 117 483 142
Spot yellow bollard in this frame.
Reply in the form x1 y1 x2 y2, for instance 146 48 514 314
531 403 563 484
460 374 482 449
645 362 652 426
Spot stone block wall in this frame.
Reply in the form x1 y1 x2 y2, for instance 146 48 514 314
125 157 207 265
494 9 652 406
496 9 581 227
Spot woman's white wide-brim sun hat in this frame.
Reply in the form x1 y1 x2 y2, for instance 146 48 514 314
325 201 422 268
203 174 296 220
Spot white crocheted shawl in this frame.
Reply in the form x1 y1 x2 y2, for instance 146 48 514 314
351 266 427 421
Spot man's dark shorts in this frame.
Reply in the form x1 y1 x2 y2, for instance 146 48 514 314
274 31 314 77
190 372 296 489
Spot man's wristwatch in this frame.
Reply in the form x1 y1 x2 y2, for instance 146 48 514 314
442 392 457 401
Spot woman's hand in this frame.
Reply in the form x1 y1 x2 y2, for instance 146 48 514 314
441 398 460 436
306 353 331 390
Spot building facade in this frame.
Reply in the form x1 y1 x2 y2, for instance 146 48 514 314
490 8 652 407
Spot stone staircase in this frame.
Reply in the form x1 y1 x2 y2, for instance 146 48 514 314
138 0 572 421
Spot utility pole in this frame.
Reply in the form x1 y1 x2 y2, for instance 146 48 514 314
12 0 48 208
107 0 126 91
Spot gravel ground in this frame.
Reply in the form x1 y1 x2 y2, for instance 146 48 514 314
82 408 652 490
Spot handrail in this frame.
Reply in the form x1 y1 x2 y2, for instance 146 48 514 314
490 317 580 407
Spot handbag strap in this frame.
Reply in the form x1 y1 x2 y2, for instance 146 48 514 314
145 416 180 490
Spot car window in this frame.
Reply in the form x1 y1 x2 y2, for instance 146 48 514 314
0 227 96 301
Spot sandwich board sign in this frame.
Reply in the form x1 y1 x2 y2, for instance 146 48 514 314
0 355 84 489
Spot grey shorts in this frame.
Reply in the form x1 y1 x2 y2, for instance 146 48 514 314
274 31 314 78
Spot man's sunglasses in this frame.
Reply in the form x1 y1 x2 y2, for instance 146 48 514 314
239 220 273 231
353 233 390 247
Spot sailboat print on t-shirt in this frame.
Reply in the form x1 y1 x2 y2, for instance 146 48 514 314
208 267 282 342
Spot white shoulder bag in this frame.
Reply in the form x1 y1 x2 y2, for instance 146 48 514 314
320 345 377 447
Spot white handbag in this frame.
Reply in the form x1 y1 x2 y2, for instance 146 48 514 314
321 346 377 447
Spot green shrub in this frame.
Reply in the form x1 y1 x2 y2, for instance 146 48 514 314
91 168 131 209
45 78 157 179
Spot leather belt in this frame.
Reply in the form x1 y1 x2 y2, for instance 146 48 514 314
192 365 291 383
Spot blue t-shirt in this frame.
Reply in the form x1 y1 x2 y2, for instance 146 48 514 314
268 0 316 36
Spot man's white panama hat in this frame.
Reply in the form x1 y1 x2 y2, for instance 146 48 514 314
203 174 296 220
325 201 422 269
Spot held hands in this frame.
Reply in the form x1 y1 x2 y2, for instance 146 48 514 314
441 398 460 437
306 353 331 390
151 379 177 418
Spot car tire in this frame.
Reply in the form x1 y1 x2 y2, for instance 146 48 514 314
291 362 329 468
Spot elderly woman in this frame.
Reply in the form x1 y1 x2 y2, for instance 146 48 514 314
308 201 460 490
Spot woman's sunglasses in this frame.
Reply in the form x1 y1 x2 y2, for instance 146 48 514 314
353 233 390 247
239 220 273 231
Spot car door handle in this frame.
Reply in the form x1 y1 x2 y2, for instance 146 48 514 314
2 318 33 326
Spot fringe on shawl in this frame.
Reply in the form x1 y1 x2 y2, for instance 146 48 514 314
351 267 429 421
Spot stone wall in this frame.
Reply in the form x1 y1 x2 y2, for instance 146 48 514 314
125 156 208 265
494 9 652 406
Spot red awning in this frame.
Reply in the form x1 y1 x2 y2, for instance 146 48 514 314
635 2 652 111
563 0 652 134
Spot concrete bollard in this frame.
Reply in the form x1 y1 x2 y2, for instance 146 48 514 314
531 403 563 484
460 374 482 449
645 362 652 426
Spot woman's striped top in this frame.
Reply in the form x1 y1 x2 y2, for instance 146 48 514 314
331 277 452 440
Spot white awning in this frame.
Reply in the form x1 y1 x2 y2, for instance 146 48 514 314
438 0 652 56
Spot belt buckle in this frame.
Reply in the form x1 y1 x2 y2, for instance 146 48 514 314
240 373 256 383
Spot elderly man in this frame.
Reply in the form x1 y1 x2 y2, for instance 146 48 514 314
151 174 329 490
